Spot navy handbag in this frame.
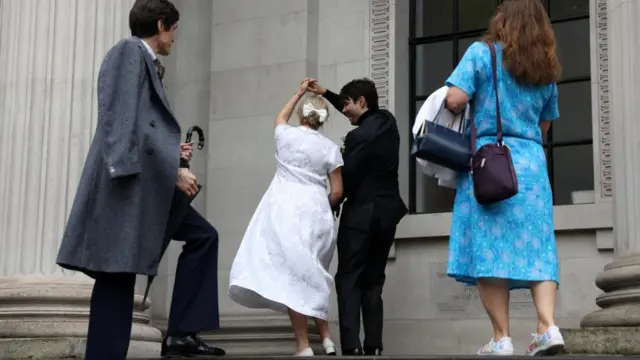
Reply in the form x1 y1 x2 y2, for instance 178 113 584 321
411 100 472 172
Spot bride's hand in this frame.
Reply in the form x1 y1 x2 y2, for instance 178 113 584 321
297 79 310 96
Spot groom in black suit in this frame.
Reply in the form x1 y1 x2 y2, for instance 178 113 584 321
306 78 408 356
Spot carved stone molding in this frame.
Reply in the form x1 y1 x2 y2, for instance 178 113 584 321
595 0 612 199
370 0 391 110
369 0 398 259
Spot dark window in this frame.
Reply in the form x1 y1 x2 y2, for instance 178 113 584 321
409 0 593 214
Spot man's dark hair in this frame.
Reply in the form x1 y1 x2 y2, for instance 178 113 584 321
339 78 379 111
129 0 180 38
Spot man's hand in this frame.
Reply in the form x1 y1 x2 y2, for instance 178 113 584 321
298 78 310 96
180 142 194 161
302 78 326 95
177 168 199 197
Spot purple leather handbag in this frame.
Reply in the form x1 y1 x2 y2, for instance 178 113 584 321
469 43 518 206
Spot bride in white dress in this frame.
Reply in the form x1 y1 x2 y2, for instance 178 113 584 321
229 79 344 356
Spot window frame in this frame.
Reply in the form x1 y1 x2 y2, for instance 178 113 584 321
407 0 592 213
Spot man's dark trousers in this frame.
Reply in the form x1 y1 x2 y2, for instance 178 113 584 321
84 206 220 360
335 209 396 353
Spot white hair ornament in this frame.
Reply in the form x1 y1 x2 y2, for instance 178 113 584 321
302 103 328 123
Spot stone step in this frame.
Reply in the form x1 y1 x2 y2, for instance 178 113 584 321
123 357 631 360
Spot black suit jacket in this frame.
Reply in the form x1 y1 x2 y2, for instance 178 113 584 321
323 90 408 231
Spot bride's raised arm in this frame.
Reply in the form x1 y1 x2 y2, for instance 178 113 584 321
275 79 310 127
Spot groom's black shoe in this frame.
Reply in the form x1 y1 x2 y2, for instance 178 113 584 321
365 348 383 356
161 334 226 357
342 348 363 356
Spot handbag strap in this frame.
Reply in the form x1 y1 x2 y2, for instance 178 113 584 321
418 100 464 136
469 42 503 154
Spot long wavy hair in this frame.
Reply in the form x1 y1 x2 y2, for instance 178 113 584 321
482 0 561 86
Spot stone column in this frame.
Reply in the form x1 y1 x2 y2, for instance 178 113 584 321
568 0 640 354
0 1 161 358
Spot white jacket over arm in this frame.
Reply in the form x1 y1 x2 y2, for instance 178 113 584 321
412 86 469 189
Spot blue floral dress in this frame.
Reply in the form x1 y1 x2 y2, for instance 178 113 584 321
446 41 559 290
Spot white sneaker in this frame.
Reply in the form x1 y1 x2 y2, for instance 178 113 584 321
322 338 336 355
294 347 314 356
525 325 565 356
477 337 514 356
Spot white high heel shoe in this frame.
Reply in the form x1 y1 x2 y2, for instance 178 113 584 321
322 338 336 355
295 347 314 356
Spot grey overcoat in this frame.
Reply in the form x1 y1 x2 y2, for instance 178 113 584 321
56 37 183 277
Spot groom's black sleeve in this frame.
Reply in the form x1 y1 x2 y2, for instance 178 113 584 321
341 130 370 199
322 89 343 112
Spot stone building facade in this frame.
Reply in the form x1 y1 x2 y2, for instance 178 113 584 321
0 0 639 358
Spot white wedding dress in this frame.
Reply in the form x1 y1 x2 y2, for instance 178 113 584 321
229 124 344 320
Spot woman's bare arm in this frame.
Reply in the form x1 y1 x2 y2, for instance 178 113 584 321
328 167 344 208
539 120 551 138
445 86 471 114
275 80 309 126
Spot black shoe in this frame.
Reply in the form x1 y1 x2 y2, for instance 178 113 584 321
342 348 363 356
161 334 226 357
365 348 383 356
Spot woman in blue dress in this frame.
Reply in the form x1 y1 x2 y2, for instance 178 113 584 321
444 0 564 356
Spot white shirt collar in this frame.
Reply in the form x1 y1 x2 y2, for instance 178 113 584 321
140 39 157 60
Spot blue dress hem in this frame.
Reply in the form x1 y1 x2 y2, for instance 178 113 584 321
448 273 559 290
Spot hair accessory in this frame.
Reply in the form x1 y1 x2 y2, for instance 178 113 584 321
302 103 328 123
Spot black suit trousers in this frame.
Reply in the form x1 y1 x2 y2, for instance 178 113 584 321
335 208 396 352
84 206 220 360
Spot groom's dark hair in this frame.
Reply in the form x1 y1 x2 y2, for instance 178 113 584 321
129 0 180 38
339 78 379 110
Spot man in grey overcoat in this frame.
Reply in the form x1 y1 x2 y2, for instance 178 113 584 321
56 1 225 359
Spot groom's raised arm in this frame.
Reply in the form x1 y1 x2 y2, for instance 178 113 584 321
305 78 343 112
322 89 343 112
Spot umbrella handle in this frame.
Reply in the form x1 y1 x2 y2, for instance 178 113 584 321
185 126 205 150
180 126 206 168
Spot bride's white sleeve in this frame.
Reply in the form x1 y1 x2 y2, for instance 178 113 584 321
327 144 344 173
274 124 292 140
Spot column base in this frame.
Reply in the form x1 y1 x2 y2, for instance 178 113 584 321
0 276 162 360
573 255 640 355
562 327 640 355
581 254 640 327
0 337 160 360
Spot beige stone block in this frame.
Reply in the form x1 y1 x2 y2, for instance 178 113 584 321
211 11 309 71
207 115 277 169
169 82 212 123
558 257 612 319
149 273 173 321
319 11 369 65
318 64 338 91
336 60 370 84
212 0 308 25
210 61 309 120
319 0 370 23
556 231 601 258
